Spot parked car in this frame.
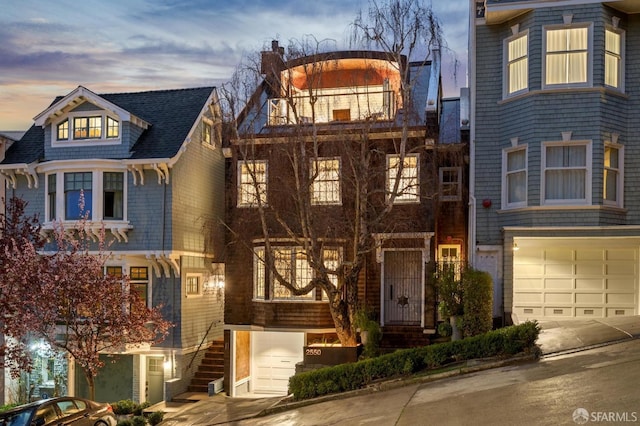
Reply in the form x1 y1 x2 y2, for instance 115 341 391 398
0 397 117 426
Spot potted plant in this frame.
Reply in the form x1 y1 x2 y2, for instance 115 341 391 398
354 307 382 359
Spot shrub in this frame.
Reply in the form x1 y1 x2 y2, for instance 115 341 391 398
112 399 137 415
147 411 165 426
132 416 147 426
462 268 493 337
288 321 540 400
0 403 18 413
133 401 151 416
116 420 133 426
437 321 452 337
354 306 383 359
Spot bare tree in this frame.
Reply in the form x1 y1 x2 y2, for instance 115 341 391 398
223 0 444 346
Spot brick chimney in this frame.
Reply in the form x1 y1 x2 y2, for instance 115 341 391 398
261 40 285 94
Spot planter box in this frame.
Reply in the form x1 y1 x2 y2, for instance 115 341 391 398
303 344 362 366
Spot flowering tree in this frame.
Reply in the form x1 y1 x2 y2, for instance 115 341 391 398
0 197 172 400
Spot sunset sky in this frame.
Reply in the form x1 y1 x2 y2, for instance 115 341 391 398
0 0 469 131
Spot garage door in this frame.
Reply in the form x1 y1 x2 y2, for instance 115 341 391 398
252 331 304 395
513 239 639 321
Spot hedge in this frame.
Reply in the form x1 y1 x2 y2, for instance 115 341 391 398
289 321 540 400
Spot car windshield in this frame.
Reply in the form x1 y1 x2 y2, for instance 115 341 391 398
0 409 34 426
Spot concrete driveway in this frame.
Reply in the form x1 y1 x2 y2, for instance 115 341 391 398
535 315 640 355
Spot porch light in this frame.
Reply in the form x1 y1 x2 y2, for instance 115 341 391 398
513 243 519 251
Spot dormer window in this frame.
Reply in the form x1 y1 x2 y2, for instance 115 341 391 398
54 114 120 144
57 120 69 140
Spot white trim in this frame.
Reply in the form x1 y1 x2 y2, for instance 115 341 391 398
439 166 462 202
541 22 594 91
604 141 624 208
503 29 529 98
51 112 122 147
502 144 528 209
386 153 420 204
540 139 592 206
604 26 625 92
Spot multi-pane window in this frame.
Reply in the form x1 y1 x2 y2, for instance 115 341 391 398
57 120 69 140
605 28 624 90
186 275 201 296
505 32 528 95
253 246 339 300
74 116 102 139
105 266 123 278
439 167 461 201
604 144 622 206
387 154 419 203
65 172 92 219
106 117 119 138
56 115 119 141
311 158 341 205
238 160 267 206
130 267 149 305
544 26 590 87
48 174 56 221
503 147 527 208
103 172 123 220
542 142 590 204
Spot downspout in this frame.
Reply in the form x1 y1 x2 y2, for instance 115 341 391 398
467 0 477 267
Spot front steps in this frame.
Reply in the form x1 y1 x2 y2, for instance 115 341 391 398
186 340 224 393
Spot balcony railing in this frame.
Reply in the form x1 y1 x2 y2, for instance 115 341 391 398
268 89 396 126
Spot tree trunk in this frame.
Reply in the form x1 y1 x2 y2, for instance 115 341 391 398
84 370 96 401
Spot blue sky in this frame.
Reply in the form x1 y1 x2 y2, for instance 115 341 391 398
0 0 469 130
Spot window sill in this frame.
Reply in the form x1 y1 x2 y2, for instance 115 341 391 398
498 86 629 105
498 205 627 214
52 138 122 147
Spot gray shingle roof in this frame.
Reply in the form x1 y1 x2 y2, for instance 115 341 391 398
2 86 214 165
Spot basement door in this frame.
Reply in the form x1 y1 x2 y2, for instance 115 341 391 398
383 250 423 325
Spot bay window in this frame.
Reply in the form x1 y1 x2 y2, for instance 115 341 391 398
604 144 623 207
605 28 624 90
505 31 528 96
544 25 591 88
65 172 92 220
503 146 527 208
542 141 591 205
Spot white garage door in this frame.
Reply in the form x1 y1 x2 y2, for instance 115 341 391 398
252 331 304 395
513 239 639 321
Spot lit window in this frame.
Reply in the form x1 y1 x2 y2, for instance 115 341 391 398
311 158 341 205
106 117 119 138
503 147 527 208
238 160 267 207
130 267 149 306
186 275 201 296
505 32 528 95
604 144 623 206
253 246 339 301
387 154 419 203
203 122 212 144
544 26 590 88
542 142 591 205
605 28 624 90
105 266 123 278
103 172 123 220
64 172 93 219
57 120 69 140
439 167 461 201
74 116 102 139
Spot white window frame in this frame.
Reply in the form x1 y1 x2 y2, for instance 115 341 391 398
542 23 593 90
185 274 203 298
504 30 529 97
311 157 341 205
502 146 528 209
43 164 128 224
252 246 339 302
604 142 624 208
238 160 267 207
439 167 462 202
202 118 213 146
541 140 592 206
605 27 625 91
387 154 419 204
52 111 121 147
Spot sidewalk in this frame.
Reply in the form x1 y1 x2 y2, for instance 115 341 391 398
158 315 640 425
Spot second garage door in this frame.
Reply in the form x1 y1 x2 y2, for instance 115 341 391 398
513 239 638 321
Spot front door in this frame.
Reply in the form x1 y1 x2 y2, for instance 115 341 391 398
383 250 423 325
146 356 164 404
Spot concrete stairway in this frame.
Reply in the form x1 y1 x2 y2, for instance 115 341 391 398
187 340 224 393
